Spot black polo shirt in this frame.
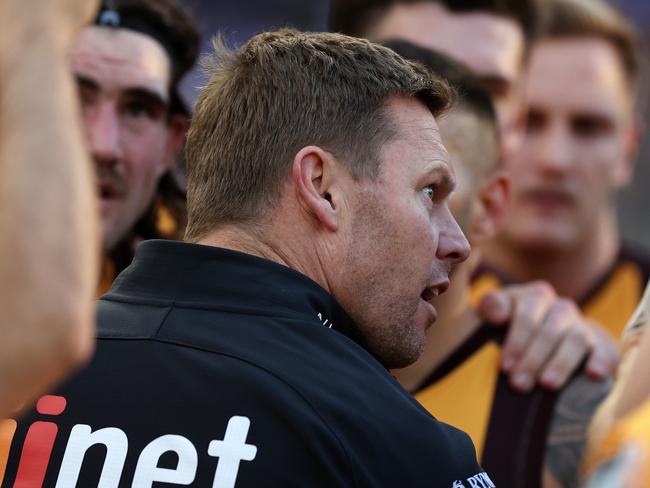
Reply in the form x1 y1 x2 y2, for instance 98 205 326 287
1 240 490 487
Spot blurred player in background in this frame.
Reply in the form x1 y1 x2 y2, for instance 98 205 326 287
481 0 649 340
330 0 537 159
78 0 200 293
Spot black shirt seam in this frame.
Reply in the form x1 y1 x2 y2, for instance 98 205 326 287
101 295 321 321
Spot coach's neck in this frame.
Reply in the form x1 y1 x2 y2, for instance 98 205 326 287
197 214 336 296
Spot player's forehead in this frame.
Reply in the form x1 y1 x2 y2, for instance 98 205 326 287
525 38 632 114
374 4 524 84
70 26 171 99
439 108 499 181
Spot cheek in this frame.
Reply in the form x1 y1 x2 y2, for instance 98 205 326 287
122 147 167 214
122 132 168 185
408 212 437 260
503 149 530 184
575 137 625 188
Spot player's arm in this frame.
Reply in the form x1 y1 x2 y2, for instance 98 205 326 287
587 282 650 447
479 282 619 393
542 375 611 488
0 0 100 415
610 286 650 420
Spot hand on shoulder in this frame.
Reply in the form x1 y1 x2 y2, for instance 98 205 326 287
478 281 619 393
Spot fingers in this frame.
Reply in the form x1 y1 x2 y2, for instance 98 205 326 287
536 305 592 390
510 298 584 392
584 323 619 379
478 289 512 326
499 281 556 374
479 280 619 394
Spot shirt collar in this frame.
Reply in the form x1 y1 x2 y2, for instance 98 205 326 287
107 239 367 347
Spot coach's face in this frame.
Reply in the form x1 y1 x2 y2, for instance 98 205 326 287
71 26 184 253
502 39 636 251
334 97 470 369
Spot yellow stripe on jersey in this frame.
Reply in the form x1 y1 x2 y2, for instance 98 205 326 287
469 273 501 310
156 203 179 237
470 259 647 340
582 262 644 339
97 258 116 298
416 342 502 460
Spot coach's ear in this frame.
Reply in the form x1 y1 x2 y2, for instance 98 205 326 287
470 170 510 244
292 146 341 232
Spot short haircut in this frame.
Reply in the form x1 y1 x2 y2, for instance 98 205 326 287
382 39 500 176
110 0 201 113
541 0 641 88
184 29 453 241
329 0 542 46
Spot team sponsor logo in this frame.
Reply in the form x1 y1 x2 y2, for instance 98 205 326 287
0 395 258 487
452 472 496 488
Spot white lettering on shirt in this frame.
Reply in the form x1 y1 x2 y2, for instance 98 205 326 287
132 434 198 486
55 425 128 488
207 416 258 488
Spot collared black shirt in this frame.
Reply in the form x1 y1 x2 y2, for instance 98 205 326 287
1 240 489 487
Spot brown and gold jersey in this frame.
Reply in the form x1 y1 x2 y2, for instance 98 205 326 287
415 326 558 487
97 203 184 297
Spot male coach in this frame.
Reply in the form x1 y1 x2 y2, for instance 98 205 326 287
330 0 619 393
0 30 493 487
330 0 650 340
385 40 610 488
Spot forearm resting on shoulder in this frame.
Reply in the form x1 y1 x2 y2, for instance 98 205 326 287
0 22 98 415
587 285 650 449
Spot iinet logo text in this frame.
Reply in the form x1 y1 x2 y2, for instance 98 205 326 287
0 395 258 487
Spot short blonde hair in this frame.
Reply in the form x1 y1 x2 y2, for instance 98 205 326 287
542 0 641 88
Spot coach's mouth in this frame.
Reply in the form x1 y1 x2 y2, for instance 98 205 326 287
421 280 449 302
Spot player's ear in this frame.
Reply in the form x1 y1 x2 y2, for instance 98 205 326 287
470 170 510 245
615 117 643 188
160 114 189 175
291 146 340 232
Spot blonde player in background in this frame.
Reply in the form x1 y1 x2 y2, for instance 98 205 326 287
0 0 100 416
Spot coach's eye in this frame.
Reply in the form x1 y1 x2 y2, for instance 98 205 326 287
423 186 435 200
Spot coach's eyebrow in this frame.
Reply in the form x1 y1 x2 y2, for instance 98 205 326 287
423 161 456 196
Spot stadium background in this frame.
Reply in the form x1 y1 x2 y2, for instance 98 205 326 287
177 0 650 249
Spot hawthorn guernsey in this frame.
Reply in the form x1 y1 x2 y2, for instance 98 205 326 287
1 241 489 486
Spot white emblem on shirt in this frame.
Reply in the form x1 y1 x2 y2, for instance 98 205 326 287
452 472 495 488
317 312 334 329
